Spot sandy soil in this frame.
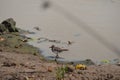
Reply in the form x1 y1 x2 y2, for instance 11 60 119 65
0 51 120 80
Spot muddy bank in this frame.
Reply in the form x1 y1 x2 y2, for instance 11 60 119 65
0 52 120 80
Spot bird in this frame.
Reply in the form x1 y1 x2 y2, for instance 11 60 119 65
49 45 68 58
33 26 41 31
67 41 74 45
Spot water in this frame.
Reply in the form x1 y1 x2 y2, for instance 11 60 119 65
0 0 120 62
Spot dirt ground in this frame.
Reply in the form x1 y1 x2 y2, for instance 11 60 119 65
0 51 120 80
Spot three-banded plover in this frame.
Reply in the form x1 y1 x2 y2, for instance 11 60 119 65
49 45 68 58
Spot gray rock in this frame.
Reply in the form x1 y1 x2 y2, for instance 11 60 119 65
0 24 7 33
0 18 18 33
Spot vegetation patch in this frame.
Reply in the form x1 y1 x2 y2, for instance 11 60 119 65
0 32 39 55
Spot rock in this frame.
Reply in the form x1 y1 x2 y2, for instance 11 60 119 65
0 24 7 33
2 74 27 80
15 45 19 48
0 37 5 42
3 61 17 67
64 66 73 73
106 73 113 79
0 49 2 52
25 76 29 80
22 39 28 42
116 62 120 66
1 18 18 32
3 75 13 80
47 66 53 72
33 26 41 31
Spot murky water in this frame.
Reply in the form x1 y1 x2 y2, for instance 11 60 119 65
0 0 120 62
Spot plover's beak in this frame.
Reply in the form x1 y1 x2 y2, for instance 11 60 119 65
49 46 52 48
49 45 54 48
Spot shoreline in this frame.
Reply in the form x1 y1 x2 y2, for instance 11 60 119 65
0 20 120 80
0 48 120 80
19 28 120 65
0 22 119 65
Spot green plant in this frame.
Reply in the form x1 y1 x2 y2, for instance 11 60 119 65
56 67 65 80
56 65 69 80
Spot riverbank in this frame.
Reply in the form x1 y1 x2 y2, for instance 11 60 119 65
0 27 120 80
0 51 120 80
0 32 39 54
0 0 120 78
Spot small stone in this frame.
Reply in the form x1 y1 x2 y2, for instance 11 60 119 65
3 61 16 67
15 45 19 48
25 76 29 80
106 73 113 79
47 66 53 72
116 62 120 66
0 49 3 52
77 71 83 75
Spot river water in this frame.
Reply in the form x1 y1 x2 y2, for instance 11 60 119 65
0 0 120 62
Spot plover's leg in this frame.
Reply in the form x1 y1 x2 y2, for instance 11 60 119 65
56 53 59 58
55 58 58 64
55 53 58 63
55 58 57 61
